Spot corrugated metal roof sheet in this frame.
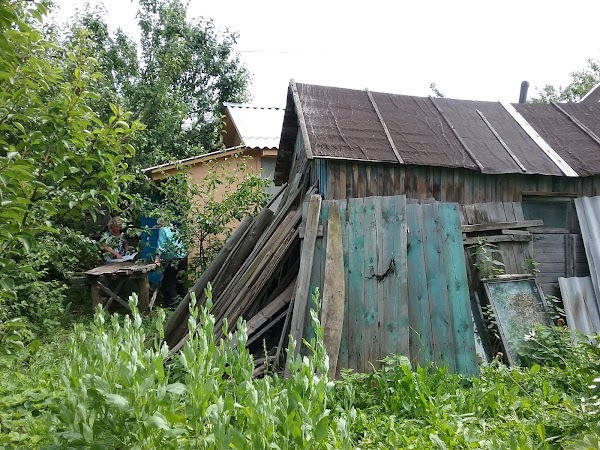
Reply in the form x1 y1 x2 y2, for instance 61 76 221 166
281 82 600 177
558 276 600 334
574 196 600 320
223 103 285 149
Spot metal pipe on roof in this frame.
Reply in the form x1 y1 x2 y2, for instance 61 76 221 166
519 81 529 104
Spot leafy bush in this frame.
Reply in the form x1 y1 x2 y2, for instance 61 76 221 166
53 287 350 448
0 1 140 328
2 293 600 448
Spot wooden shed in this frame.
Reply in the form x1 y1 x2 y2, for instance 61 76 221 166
164 82 600 376
275 81 600 298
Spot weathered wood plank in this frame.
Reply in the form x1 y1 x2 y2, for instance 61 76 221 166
246 279 296 336
345 198 366 371
321 202 345 378
286 194 322 376
462 219 543 233
380 195 409 361
423 204 456 370
164 215 255 346
463 235 532 245
407 204 432 367
439 204 478 375
362 198 378 371
338 199 350 370
565 234 577 277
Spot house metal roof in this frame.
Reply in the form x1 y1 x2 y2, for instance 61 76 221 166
223 103 285 149
276 82 600 182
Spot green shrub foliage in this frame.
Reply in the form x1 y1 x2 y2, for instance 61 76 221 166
2 287 600 448
0 1 141 325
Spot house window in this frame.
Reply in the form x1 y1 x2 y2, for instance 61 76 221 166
521 196 573 231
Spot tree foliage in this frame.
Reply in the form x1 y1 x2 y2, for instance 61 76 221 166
531 58 600 103
0 0 141 324
65 0 250 168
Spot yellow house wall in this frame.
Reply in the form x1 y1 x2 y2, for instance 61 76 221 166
149 148 275 258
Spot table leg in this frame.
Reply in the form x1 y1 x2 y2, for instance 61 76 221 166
138 274 150 314
90 280 103 310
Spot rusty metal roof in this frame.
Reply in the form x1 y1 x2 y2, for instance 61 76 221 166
276 82 600 182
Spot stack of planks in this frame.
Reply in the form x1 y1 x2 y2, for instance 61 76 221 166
163 165 315 375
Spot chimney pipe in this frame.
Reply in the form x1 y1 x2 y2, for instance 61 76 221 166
519 81 529 103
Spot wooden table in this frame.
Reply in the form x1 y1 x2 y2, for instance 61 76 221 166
85 261 157 313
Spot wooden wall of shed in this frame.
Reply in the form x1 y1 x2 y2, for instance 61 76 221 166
314 159 600 203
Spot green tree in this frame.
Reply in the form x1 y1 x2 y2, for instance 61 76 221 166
0 0 141 325
64 0 250 168
531 58 600 103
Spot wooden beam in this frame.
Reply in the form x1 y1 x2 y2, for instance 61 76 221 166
321 201 345 378
500 101 578 177
463 234 532 245
365 88 404 164
429 96 485 172
163 215 255 347
246 309 289 347
462 219 543 233
298 224 324 238
521 191 577 198
476 109 527 172
102 278 126 310
286 194 322 377
96 281 129 309
246 279 296 336
501 229 530 236
290 79 314 160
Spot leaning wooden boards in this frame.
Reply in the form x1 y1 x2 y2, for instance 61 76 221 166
306 197 478 376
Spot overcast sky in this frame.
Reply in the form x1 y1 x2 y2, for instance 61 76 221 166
51 0 600 107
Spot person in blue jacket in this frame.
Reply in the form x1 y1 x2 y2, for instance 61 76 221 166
154 218 188 306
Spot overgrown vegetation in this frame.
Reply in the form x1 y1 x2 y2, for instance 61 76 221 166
0 0 141 329
3 1 600 448
1 288 600 448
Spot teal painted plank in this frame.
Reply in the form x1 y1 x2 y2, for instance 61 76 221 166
317 159 328 199
422 203 456 371
338 200 349 370
439 204 479 375
406 204 433 367
380 195 409 360
345 198 366 372
362 197 380 371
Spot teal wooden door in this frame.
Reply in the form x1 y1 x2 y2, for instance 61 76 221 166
310 197 478 376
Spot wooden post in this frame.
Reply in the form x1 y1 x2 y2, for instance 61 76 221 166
565 234 577 278
321 202 345 378
285 194 321 378
90 277 103 310
138 274 150 314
